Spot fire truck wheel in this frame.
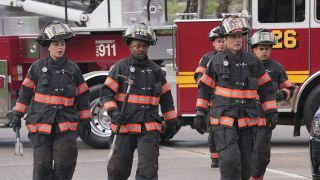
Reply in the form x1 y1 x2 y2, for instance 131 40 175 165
303 84 320 132
79 84 111 149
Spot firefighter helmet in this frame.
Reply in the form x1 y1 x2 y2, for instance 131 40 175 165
36 21 75 47
208 27 223 41
220 16 250 35
123 23 157 45
250 29 278 48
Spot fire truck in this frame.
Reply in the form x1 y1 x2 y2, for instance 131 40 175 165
0 0 319 148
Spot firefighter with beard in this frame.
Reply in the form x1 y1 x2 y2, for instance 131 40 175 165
195 16 278 180
249 29 295 180
10 21 91 180
194 26 225 168
101 23 179 180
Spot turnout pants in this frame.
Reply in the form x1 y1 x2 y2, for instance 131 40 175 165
107 131 161 180
213 123 257 180
208 125 219 159
251 127 272 178
28 132 78 180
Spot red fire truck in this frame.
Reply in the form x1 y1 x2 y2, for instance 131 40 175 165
0 0 319 148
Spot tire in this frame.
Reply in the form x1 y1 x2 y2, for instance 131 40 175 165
303 84 320 132
79 84 111 149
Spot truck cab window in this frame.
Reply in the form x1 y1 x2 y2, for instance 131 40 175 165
317 0 320 20
258 0 305 23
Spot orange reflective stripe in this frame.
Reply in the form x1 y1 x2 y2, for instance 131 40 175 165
220 116 234 126
210 116 234 126
58 122 78 132
281 88 291 100
196 98 209 109
78 109 91 119
22 77 35 89
103 101 118 111
200 74 216 88
26 123 52 133
111 123 142 133
161 83 171 95
14 102 28 113
258 72 271 86
34 93 74 106
215 86 258 99
76 82 89 96
238 118 259 128
104 77 119 93
195 66 206 74
145 122 162 131
211 153 219 159
116 93 160 105
262 100 277 111
258 118 267 126
210 117 219 125
163 110 177 121
280 80 292 89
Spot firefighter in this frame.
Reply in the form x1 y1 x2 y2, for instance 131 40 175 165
249 29 295 180
195 16 278 180
101 23 179 180
10 21 91 180
194 26 225 168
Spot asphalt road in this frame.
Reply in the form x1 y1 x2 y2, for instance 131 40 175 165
0 124 311 180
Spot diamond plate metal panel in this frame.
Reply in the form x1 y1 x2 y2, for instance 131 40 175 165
148 36 173 60
3 16 40 36
0 18 3 35
165 63 177 109
121 0 165 26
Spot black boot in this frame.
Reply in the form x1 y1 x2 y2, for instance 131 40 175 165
211 158 219 168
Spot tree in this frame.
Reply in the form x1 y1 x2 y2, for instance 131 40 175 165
216 0 232 18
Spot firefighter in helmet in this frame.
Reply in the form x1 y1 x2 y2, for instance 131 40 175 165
195 16 278 180
11 21 91 180
194 26 225 168
101 23 179 180
249 29 295 180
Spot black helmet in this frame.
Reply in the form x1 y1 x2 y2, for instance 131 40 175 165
36 21 74 47
208 27 223 41
250 29 278 48
123 23 157 45
220 16 250 35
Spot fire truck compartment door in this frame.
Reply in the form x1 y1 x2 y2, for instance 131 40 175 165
0 60 8 118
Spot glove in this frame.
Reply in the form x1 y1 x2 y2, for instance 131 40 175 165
276 90 288 101
108 109 125 125
80 120 91 138
11 114 22 132
265 112 278 130
194 111 207 134
163 120 179 141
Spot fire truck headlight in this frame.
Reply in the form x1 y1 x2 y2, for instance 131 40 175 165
311 111 320 138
